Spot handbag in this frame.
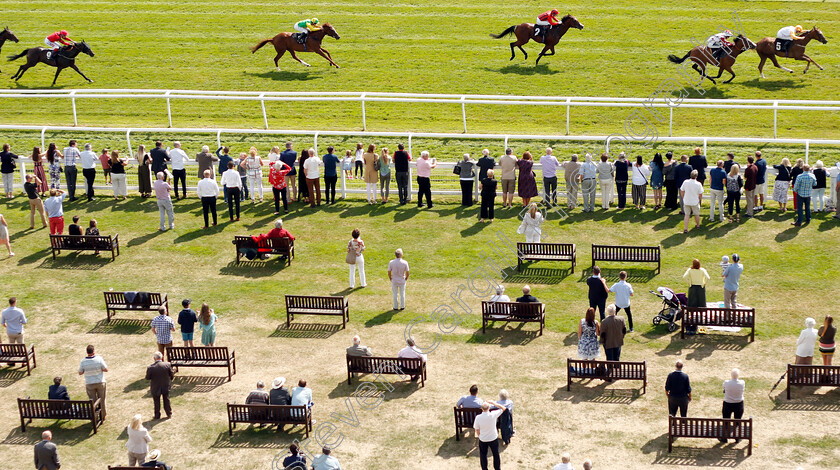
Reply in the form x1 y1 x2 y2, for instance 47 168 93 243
345 242 357 264
453 163 462 175
374 158 381 172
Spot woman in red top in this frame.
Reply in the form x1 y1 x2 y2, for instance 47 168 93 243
269 160 293 214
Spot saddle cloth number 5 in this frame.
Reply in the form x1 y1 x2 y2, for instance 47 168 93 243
775 41 782 51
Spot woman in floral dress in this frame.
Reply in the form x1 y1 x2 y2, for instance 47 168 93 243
577 307 601 360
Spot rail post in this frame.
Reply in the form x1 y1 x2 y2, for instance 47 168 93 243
126 130 132 157
804 140 809 165
504 135 509 150
461 96 467 133
340 162 347 200
669 107 673 137
566 98 571 135
313 132 318 155
773 101 778 139
216 130 222 149
407 132 414 202
259 93 268 129
165 91 172 128
361 93 367 131
703 138 707 159
70 91 78 126
40 127 47 149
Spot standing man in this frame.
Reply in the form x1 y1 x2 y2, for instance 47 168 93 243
415 151 436 209
393 143 412 205
473 400 508 470
150 307 176 355
665 360 692 417
723 152 737 174
754 150 767 211
674 155 692 214
322 146 340 205
792 164 817 226
196 170 219 228
680 170 704 233
609 271 634 332
168 141 191 199
540 148 560 205
477 149 496 182
216 146 233 203
150 141 170 179
62 140 80 201
78 344 108 421
561 154 581 209
303 148 322 207
0 143 19 198
722 253 743 310
600 304 627 362
708 160 727 223
33 430 61 470
145 351 174 420
596 153 615 210
280 142 298 202
835 170 840 220
43 189 67 235
195 145 218 181
79 143 97 202
688 147 707 185
220 161 242 221
580 153 598 212
586 266 609 320
2 297 27 344
499 148 517 209
743 156 757 218
177 299 197 347
154 172 175 231
24 174 48 229
720 368 745 443
388 248 410 311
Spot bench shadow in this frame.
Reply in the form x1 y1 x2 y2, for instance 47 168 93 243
656 334 751 360
552 383 642 404
210 429 302 449
772 388 840 411
577 267 657 283
219 260 288 277
37 254 112 270
0 368 28 387
327 377 422 400
269 322 342 339
87 318 151 335
2 423 96 444
126 230 165 247
501 266 572 284
642 432 750 466
467 327 540 347
170 375 229 395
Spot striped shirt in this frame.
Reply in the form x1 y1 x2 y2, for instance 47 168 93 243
78 355 108 384
151 314 175 345
63 146 80 166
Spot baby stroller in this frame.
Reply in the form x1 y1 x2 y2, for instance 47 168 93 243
650 287 687 332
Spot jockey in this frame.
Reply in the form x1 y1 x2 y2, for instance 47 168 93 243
776 25 804 56
293 18 322 49
534 9 561 39
45 30 74 52
705 30 734 61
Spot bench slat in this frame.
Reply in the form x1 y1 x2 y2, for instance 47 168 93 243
786 364 840 399
285 295 348 329
567 359 647 393
517 242 576 273
668 415 752 455
481 301 545 335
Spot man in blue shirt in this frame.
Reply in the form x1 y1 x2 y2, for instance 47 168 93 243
665 360 691 417
754 150 767 211
792 164 817 226
279 142 298 202
722 254 743 310
322 146 340 205
456 384 483 408
216 146 234 203
708 160 727 223
177 299 198 347
609 271 635 331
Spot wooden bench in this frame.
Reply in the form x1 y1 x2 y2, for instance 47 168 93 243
166 347 236 381
681 307 755 342
786 364 840 399
285 295 349 329
668 415 753 455
233 236 294 266
517 242 576 272
226 403 311 437
18 396 102 433
591 244 660 271
108 466 167 470
453 407 501 441
566 359 646 393
346 354 426 387
0 343 36 375
104 291 168 322
481 301 545 335
50 234 120 260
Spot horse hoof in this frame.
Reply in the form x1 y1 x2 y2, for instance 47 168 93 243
276 67 281 72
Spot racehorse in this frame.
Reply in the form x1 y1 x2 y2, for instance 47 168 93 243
755 26 827 78
251 23 341 70
667 35 756 85
8 41 95 85
0 27 20 74
490 15 584 65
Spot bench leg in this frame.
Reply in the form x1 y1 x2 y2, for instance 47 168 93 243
668 434 673 452
227 363 232 382
567 372 571 392
750 326 755 343
287 311 291 328
517 258 522 272
482 318 486 334
229 420 234 436
455 424 461 441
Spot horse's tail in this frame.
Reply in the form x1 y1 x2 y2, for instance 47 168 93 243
7 48 29 61
250 38 273 53
667 52 690 64
490 26 517 39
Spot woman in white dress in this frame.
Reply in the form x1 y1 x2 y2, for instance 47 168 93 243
519 202 544 243
246 147 264 203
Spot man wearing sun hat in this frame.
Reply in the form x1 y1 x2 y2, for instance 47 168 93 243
142 449 171 470
270 377 291 406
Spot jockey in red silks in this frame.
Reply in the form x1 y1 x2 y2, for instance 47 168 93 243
535 9 561 39
45 30 74 51
705 30 734 61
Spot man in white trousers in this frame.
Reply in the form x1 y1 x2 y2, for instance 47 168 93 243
388 248 410 310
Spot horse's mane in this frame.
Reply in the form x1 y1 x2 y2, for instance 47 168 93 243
561 15 573 22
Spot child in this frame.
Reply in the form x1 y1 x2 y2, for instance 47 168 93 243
99 148 112 184
342 150 354 180
177 299 198 347
719 255 730 275
0 213 13 256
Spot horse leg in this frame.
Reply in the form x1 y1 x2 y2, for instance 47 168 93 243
316 47 339 68
13 64 30 81
799 54 823 73
692 62 715 85
770 54 793 73
69 64 92 83
723 67 736 84
758 55 767 78
508 42 516 61
518 45 528 60
288 50 310 67
51 67 63 86
274 50 286 71
535 45 550 65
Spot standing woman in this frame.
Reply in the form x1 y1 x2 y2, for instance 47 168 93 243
99 148 112 185
518 202 544 243
577 308 600 361
795 317 819 365
46 143 63 190
378 148 392 203
682 259 710 336
269 160 292 214
725 164 743 223
246 147 264 203
516 151 538 207
354 143 364 179
109 150 128 200
631 155 650 210
456 153 477 207
347 228 366 288
772 157 792 212
31 147 49 196
596 153 614 210
812 160 827 212
267 145 282 163
125 414 153 466
198 303 218 347
663 151 678 210
0 213 12 257
479 169 497 222
789 158 805 209
297 149 310 205
363 144 378 204
614 152 630 209
819 315 836 366
137 146 153 198
650 152 664 209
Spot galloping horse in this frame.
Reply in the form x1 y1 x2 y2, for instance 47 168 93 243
491 15 584 65
8 41 95 85
755 27 827 78
251 23 341 70
667 35 756 84
0 27 20 74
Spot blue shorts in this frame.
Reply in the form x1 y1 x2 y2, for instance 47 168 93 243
181 332 194 341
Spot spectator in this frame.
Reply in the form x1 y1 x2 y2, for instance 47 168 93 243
477 148 496 182
281 443 306 470
456 384 483 408
540 148 560 205
32 147 49 196
363 144 378 204
44 189 67 235
267 145 281 164
723 152 737 173
772 158 793 212
85 219 100 255
269 160 293 214
150 307 175 355
79 143 97 202
323 146 341 205
312 446 341 470
600 304 627 362
216 146 234 202
613 152 630 209
177 299 198 347
609 271 634 331
665 360 691 417
473 401 507 470
78 344 108 420
279 142 298 202
48 376 70 400
722 253 743 310
302 148 323 207
109 151 128 200
743 156 757 218
790 158 805 209
262 218 295 257
153 172 175 231
198 303 217 347
62 140 80 201
68 215 82 236
493 389 514 445
398 337 427 382
126 414 153 466
393 143 411 205
719 368 745 443
683 259 710 335
680 170 704 233
818 315 836 366
354 142 365 179
674 155 693 214
415 151 437 208
479 169 497 222
688 146 708 185
562 154 581 209
0 214 10 256
577 307 600 360
168 142 190 199
346 335 372 357
246 380 270 405
246 147 265 203
792 164 816 226
195 144 217 180
46 143 63 191
137 149 153 198
813 160 827 212
631 155 650 210
2 297 27 344
582 459 593 470
24 174 48 229
596 153 614 210
663 151 678 210
151 141 170 178
499 148 518 209
835 172 840 220
489 285 510 302
220 161 242 221
754 150 767 210
650 152 664 209
456 153 478 207
518 202 544 243
290 379 314 417
516 151 538 207
196 170 219 228
297 149 309 204
145 351 174 419
795 317 819 364
553 453 574 470
237 152 250 202
33 430 60 470
377 147 392 204
347 228 366 289
580 153 597 212
342 150 353 181
725 164 743 223
708 160 727 222
270 377 291 406
586 266 609 320
516 285 539 303
142 449 171 470
388 248 410 310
